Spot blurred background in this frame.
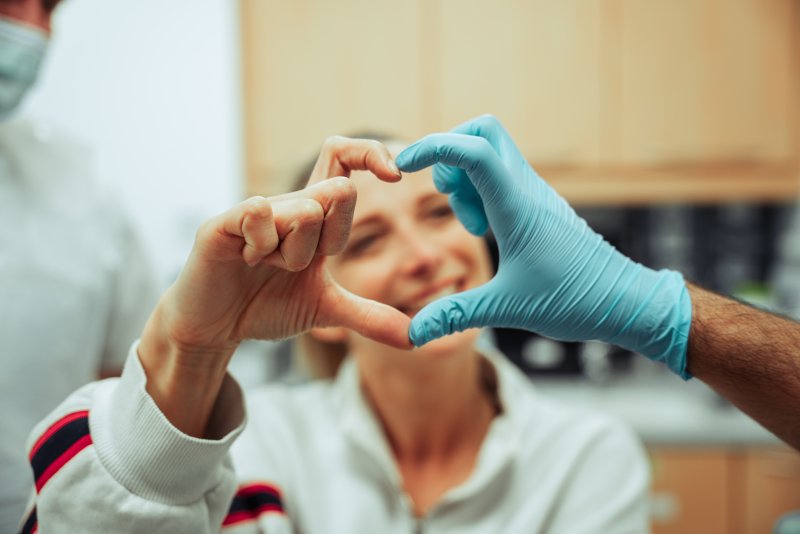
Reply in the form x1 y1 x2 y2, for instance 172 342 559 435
21 0 800 532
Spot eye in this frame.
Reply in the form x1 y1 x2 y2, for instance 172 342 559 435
426 203 454 221
344 232 383 258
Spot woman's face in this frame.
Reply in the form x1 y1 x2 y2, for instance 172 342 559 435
320 143 494 358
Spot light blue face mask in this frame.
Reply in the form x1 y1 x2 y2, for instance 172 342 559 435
0 17 48 118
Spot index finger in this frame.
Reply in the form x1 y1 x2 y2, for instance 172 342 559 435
270 177 358 256
449 114 528 171
395 133 508 203
305 136 402 187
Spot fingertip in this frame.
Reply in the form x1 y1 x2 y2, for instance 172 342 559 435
409 319 436 347
366 157 402 183
394 335 415 351
242 247 260 267
466 218 488 236
463 210 489 236
395 141 426 172
387 158 402 180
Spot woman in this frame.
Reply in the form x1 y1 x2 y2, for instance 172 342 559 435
21 137 648 534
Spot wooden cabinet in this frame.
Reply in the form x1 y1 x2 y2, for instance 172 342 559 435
617 0 799 166
648 446 800 534
240 0 800 204
240 0 426 194
735 447 800 534
431 0 606 167
649 449 732 534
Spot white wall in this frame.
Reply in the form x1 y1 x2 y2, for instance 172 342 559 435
22 0 244 286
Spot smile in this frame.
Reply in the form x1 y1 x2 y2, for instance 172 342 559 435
398 278 466 317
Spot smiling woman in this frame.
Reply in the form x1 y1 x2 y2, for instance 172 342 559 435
278 135 652 529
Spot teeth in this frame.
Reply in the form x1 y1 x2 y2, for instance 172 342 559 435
405 284 458 314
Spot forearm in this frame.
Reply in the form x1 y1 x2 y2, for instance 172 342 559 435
138 296 237 438
686 283 800 450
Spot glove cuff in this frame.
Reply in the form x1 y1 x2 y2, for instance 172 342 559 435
607 267 693 379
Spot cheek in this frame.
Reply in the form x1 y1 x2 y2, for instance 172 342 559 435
445 228 493 282
327 257 394 302
473 242 494 281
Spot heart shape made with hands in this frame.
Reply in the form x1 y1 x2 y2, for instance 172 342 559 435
151 137 414 361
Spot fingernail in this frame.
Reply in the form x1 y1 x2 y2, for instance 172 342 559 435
387 158 401 177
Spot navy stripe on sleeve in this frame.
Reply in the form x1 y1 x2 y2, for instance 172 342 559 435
29 411 92 492
18 506 36 534
223 483 285 526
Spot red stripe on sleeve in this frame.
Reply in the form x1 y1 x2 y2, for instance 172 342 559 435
222 482 286 527
34 433 93 492
29 410 90 460
237 482 282 498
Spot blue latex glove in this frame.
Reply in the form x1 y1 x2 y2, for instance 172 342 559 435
395 115 693 378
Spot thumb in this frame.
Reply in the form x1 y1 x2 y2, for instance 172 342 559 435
320 284 412 349
409 282 496 346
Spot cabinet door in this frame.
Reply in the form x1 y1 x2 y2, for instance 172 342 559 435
734 447 800 534
241 0 425 195
618 0 800 166
648 448 731 534
432 0 606 166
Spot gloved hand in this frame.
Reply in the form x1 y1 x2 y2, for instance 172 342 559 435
396 115 692 378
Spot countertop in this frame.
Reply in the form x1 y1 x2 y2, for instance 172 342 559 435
530 359 782 447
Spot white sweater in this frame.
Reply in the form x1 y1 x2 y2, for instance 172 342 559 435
20 344 650 534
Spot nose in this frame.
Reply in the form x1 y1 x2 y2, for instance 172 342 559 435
396 226 443 278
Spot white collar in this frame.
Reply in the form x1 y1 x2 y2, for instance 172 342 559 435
332 341 524 506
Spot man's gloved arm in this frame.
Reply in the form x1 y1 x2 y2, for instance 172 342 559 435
397 114 800 451
395 114 692 378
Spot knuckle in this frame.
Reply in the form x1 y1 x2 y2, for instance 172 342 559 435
195 219 216 243
424 133 446 159
476 113 498 127
323 135 347 151
244 197 273 222
371 140 391 159
459 134 487 155
472 136 493 155
329 176 356 199
298 198 324 219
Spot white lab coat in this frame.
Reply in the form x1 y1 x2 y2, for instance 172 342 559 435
21 343 650 533
0 118 158 532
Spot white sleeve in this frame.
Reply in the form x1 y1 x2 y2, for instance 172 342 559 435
547 418 651 534
19 345 247 534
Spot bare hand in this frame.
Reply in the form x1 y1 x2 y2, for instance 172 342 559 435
138 137 409 436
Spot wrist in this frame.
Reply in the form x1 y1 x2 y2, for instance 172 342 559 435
605 265 692 377
138 301 238 437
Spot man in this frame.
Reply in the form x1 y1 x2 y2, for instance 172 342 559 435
0 1 157 530
396 114 800 451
